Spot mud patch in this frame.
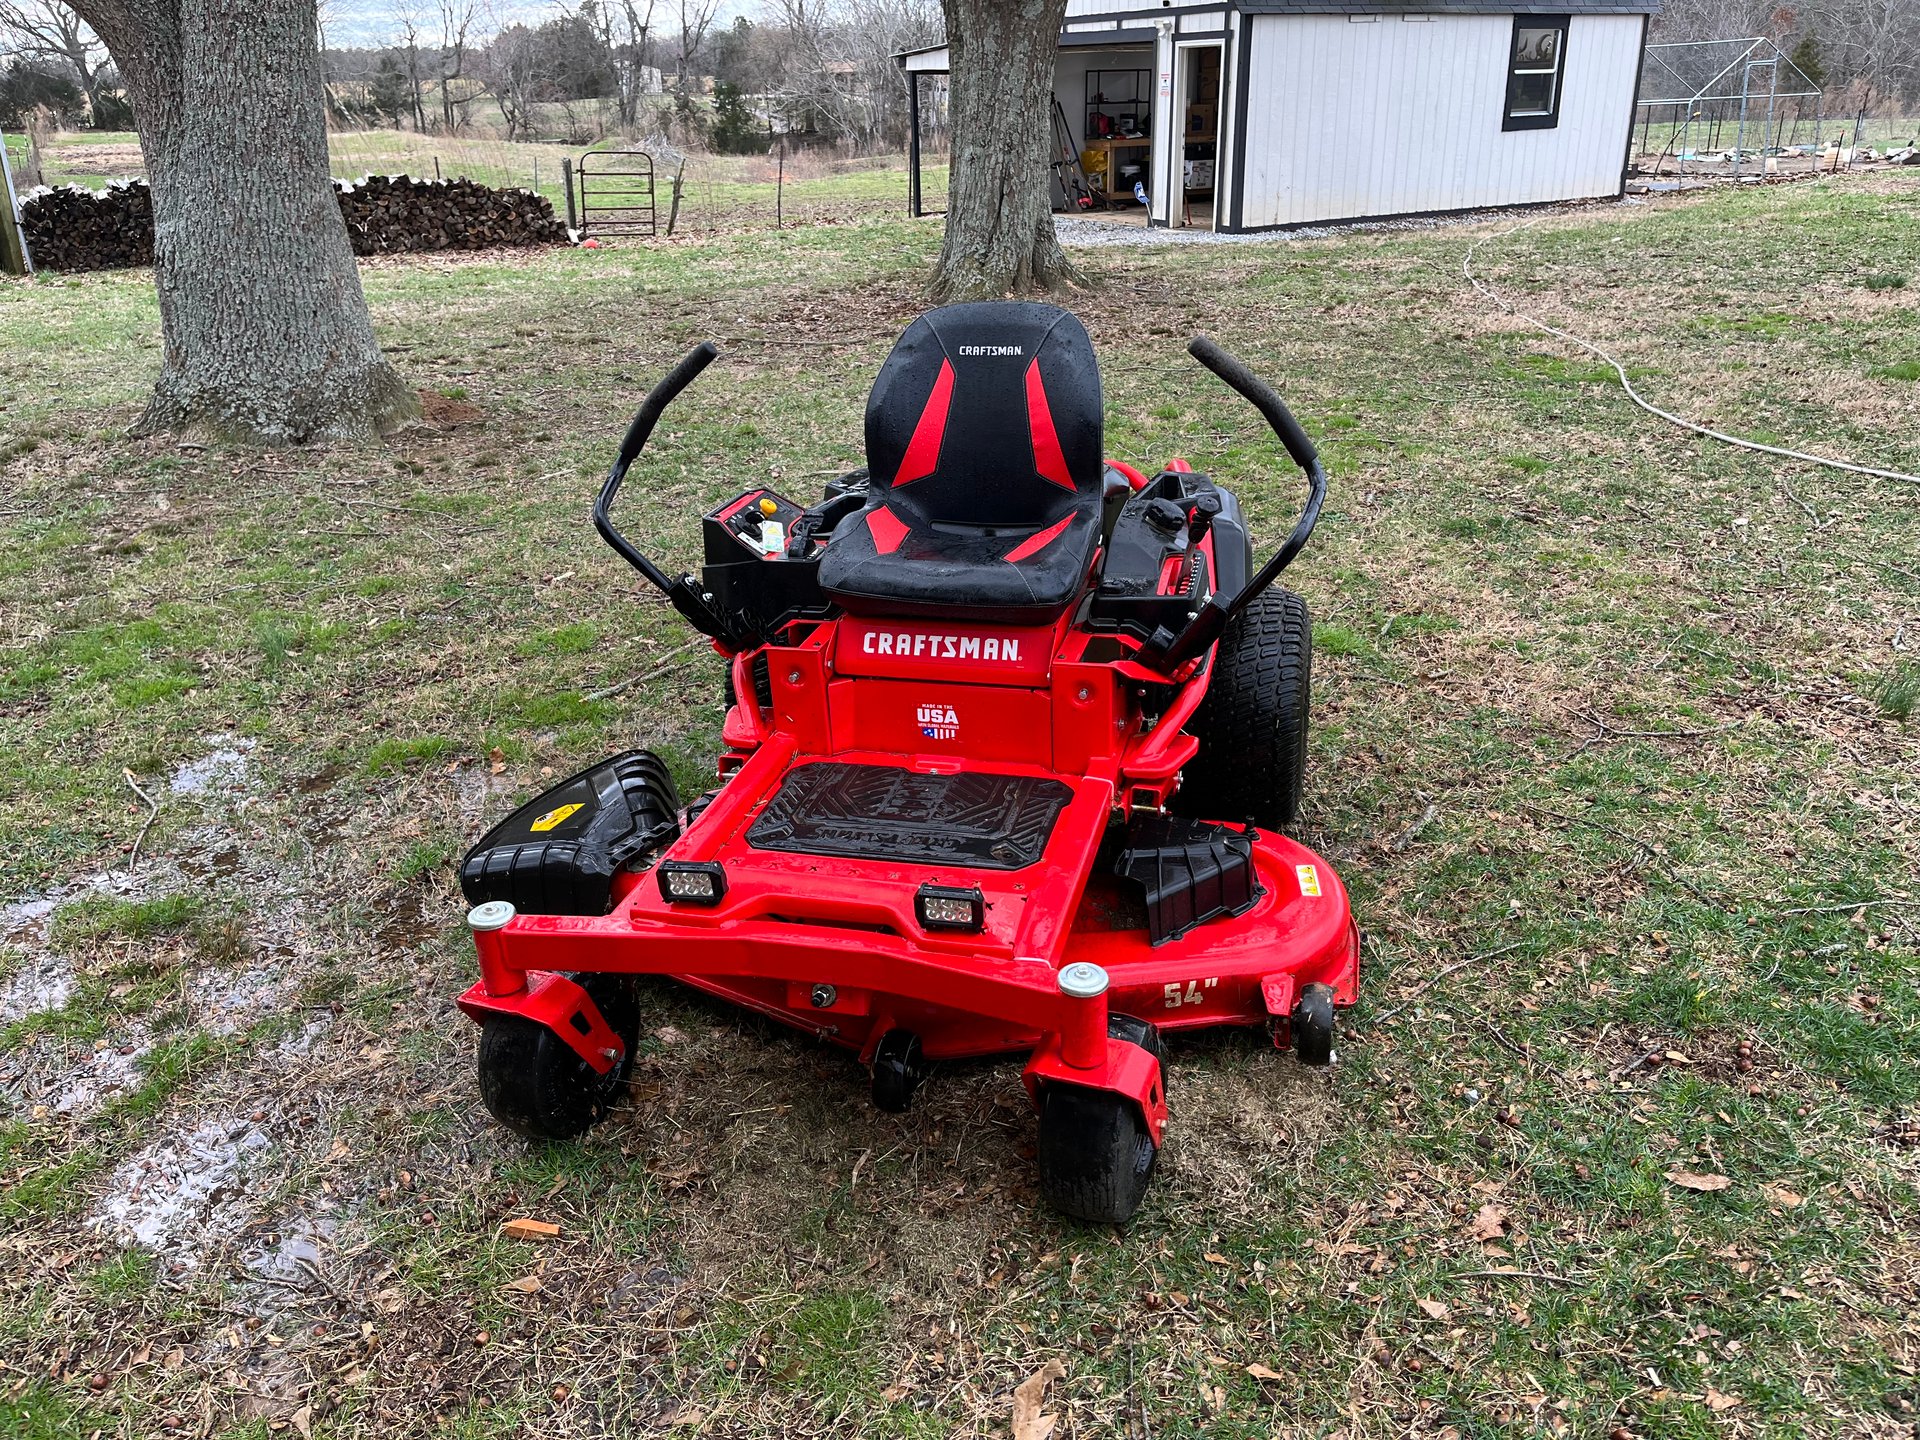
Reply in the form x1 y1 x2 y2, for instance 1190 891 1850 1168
171 735 256 797
38 1032 154 1116
417 390 485 427
90 1117 273 1263
196 965 295 1036
0 952 74 1024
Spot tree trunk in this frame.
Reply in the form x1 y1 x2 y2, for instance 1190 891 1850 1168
73 0 415 443
930 0 1084 303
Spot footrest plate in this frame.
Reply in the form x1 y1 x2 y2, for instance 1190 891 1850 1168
747 762 1072 869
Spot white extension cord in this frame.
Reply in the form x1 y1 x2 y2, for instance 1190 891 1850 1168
1462 221 1920 488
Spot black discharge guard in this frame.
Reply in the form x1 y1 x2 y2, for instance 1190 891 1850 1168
1111 812 1263 945
460 750 682 915
748 762 1072 870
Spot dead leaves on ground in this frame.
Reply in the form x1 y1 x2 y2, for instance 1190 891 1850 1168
1011 1359 1066 1440
1466 1201 1511 1243
1664 1170 1733 1192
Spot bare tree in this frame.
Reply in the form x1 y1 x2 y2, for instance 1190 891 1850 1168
69 0 414 441
1804 0 1920 109
0 0 111 118
931 0 1081 300
436 0 476 131
481 19 541 140
581 0 655 129
767 0 937 150
1652 0 1920 108
391 1 429 129
672 0 716 97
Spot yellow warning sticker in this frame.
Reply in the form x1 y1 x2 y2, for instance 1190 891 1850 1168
1295 863 1322 898
530 802 583 832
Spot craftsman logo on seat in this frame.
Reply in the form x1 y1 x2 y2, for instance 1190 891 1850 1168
862 629 1023 662
958 344 1024 357
917 702 959 740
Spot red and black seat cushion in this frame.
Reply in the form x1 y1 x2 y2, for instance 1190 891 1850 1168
818 302 1106 624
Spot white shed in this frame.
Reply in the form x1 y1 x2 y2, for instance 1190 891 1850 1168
900 0 1652 234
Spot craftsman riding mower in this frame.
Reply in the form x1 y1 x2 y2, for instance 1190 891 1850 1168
457 302 1358 1224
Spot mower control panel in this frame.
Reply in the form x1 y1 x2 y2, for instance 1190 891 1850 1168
692 476 871 649
706 488 810 562
1092 470 1250 639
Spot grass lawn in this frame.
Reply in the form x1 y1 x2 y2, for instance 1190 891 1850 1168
1 174 1918 1439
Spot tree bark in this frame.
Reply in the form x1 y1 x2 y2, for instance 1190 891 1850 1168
70 0 412 445
74 0 416 443
930 0 1085 303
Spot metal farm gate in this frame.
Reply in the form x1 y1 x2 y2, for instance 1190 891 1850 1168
571 150 657 239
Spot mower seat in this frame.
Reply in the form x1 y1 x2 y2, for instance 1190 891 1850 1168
818 302 1105 625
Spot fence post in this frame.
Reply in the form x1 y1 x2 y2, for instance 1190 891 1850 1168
666 159 685 237
0 128 33 277
562 157 577 230
775 140 784 231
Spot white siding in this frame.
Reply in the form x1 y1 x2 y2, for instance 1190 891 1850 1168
1238 12 1643 229
1066 0 1204 15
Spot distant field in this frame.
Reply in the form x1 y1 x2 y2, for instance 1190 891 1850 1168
5 128 938 234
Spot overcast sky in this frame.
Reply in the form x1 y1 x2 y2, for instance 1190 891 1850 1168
321 0 757 48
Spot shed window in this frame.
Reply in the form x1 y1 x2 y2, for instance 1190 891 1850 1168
1504 16 1569 131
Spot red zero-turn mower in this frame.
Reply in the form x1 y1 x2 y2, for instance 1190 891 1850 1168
457 303 1359 1223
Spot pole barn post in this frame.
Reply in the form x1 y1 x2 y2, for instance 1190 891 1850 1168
907 70 923 218
0 128 33 276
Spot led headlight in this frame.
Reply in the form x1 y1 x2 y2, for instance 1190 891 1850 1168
658 860 727 906
915 882 985 932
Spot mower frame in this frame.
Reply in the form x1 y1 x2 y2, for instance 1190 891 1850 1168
457 317 1359 1217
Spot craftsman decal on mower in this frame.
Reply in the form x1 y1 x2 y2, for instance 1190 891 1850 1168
530 803 583 831
916 702 960 740
862 629 1023 662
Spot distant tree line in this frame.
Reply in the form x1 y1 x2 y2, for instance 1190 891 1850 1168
0 0 127 127
1651 0 1920 114
3 0 941 151
318 0 940 153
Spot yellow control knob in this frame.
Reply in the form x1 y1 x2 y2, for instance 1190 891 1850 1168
758 497 779 516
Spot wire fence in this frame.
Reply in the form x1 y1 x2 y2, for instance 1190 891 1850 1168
1631 37 1919 179
2 124 941 242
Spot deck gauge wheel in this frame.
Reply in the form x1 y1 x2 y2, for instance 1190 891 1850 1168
1292 982 1337 1066
1035 1014 1168 1225
477 973 641 1139
870 1028 927 1113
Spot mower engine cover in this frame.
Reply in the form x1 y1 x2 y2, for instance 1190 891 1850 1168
459 750 681 916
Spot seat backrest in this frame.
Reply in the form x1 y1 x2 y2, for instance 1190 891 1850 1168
865 302 1103 529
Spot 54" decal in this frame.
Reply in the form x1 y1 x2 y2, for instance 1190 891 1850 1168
1163 977 1220 1009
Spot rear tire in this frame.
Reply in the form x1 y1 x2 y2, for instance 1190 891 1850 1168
1175 588 1311 830
1035 1015 1164 1225
477 974 640 1140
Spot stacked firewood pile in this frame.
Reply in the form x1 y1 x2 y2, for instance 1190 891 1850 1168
334 175 569 254
20 175 568 272
20 182 155 271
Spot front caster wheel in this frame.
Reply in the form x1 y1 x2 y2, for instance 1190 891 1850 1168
1035 1015 1164 1225
477 974 639 1140
1292 982 1337 1066
869 1029 925 1113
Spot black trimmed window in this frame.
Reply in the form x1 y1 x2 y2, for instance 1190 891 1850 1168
1504 16 1569 131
